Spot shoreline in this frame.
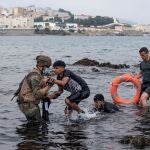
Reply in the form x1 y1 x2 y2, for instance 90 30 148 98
0 28 148 36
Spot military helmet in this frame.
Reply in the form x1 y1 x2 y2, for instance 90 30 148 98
36 55 52 67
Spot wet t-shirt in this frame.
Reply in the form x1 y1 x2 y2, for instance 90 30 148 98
93 102 119 113
140 59 150 84
57 69 89 94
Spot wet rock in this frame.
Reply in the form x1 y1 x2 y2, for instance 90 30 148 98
64 55 71 58
133 64 140 67
98 63 130 69
73 58 99 66
91 67 99 72
73 58 130 69
120 135 150 149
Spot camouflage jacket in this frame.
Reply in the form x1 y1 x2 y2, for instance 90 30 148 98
18 69 46 104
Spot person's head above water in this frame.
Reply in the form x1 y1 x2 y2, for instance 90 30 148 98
93 94 105 102
93 94 105 109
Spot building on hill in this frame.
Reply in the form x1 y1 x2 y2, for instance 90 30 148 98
74 14 91 20
34 22 61 30
0 16 34 28
133 24 150 33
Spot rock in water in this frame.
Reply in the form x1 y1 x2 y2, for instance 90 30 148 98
73 58 100 66
120 135 150 149
73 58 130 69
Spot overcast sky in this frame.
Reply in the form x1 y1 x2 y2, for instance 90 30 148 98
1 0 150 24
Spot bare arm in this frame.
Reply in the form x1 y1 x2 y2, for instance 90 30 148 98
134 71 143 79
54 77 69 87
47 85 63 99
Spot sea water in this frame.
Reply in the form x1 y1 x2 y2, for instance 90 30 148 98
1 36 150 150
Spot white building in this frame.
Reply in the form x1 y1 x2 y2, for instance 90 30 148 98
0 16 12 28
43 16 54 21
12 16 34 28
12 7 25 17
133 24 150 32
56 11 70 20
65 23 78 30
0 16 34 28
25 5 36 12
34 22 59 30
74 15 91 20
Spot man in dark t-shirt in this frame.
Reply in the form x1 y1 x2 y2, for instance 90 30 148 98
52 60 90 117
91 94 119 113
135 47 150 107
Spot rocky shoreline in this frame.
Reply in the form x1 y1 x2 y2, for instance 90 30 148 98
0 29 35 36
0 28 147 36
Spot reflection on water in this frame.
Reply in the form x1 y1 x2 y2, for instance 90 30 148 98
16 122 49 150
119 107 150 149
63 125 88 150
1 36 150 150
16 122 88 150
135 107 150 135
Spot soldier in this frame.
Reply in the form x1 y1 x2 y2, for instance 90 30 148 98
17 55 56 122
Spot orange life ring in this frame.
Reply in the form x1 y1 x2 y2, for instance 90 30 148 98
110 74 141 104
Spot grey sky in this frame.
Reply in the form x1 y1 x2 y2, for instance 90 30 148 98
1 0 150 24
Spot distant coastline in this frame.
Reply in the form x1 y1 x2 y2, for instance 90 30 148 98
0 28 147 36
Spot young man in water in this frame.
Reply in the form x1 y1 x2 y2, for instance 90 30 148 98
135 47 150 107
91 94 119 113
51 60 90 117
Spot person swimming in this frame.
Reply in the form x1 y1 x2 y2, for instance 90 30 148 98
91 94 119 113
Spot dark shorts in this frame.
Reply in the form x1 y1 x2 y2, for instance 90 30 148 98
141 83 150 95
67 89 90 104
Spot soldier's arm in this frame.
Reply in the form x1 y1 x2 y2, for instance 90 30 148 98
30 74 52 99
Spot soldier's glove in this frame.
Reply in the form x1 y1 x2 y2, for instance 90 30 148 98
47 77 55 87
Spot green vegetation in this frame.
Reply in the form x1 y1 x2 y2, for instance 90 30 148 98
34 8 114 26
66 16 114 27
61 9 114 26
54 15 63 22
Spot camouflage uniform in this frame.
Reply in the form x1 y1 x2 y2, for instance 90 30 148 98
17 55 53 122
17 69 47 122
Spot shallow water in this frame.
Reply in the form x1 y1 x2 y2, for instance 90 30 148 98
1 36 150 150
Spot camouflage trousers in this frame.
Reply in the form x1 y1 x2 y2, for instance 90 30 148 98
18 102 42 122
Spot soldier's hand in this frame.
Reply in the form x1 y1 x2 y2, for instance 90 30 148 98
47 91 61 99
40 77 49 87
